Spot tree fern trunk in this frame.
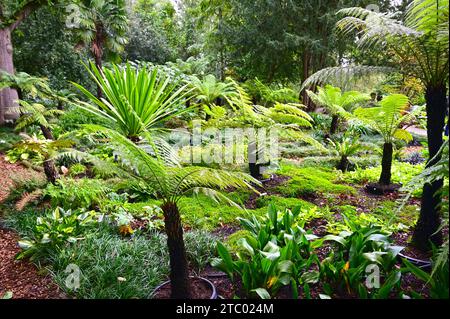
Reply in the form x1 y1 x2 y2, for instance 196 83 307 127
162 202 191 299
40 124 54 140
330 115 339 135
379 142 393 185
337 155 349 172
248 140 261 179
43 159 59 185
413 85 446 251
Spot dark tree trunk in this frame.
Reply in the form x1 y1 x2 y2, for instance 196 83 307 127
330 115 339 135
92 24 104 99
94 52 103 99
43 159 60 185
40 124 54 140
301 50 311 108
337 155 349 172
379 142 393 185
0 28 19 125
248 140 261 179
412 85 447 251
161 202 191 299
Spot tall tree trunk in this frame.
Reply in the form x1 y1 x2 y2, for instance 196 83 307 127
162 202 191 299
379 142 393 185
301 50 311 107
330 115 339 135
0 28 19 125
92 24 104 99
412 85 446 251
94 52 103 99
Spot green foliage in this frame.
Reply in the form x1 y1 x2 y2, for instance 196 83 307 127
353 94 419 144
189 74 237 110
73 63 189 139
326 205 414 235
0 127 23 151
277 165 355 197
16 207 99 262
44 178 112 210
307 85 370 118
244 79 298 106
403 250 449 299
5 140 43 164
1 291 13 299
70 0 128 63
48 229 216 299
68 163 87 177
328 134 362 159
319 215 404 299
5 134 74 167
15 100 63 133
338 161 424 189
254 196 316 211
212 205 322 299
126 0 180 64
12 7 92 91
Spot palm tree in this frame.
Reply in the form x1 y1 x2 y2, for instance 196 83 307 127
72 62 190 141
306 85 370 135
72 0 128 97
354 94 420 187
302 0 449 250
81 125 259 299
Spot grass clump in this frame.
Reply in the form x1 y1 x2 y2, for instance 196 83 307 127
48 230 217 299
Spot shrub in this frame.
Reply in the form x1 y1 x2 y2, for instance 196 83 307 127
319 215 404 299
44 178 112 210
212 205 322 299
16 207 100 261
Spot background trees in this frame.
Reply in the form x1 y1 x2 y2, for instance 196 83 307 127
1 0 61 124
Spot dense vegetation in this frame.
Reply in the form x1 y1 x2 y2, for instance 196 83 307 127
0 0 448 300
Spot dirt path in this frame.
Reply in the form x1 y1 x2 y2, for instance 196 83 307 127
0 155 65 299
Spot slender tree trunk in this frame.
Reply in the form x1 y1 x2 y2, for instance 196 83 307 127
412 85 447 251
330 115 339 135
39 125 58 184
94 52 103 99
92 24 104 99
40 124 54 140
379 142 393 185
0 28 19 125
301 50 311 107
162 202 191 299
